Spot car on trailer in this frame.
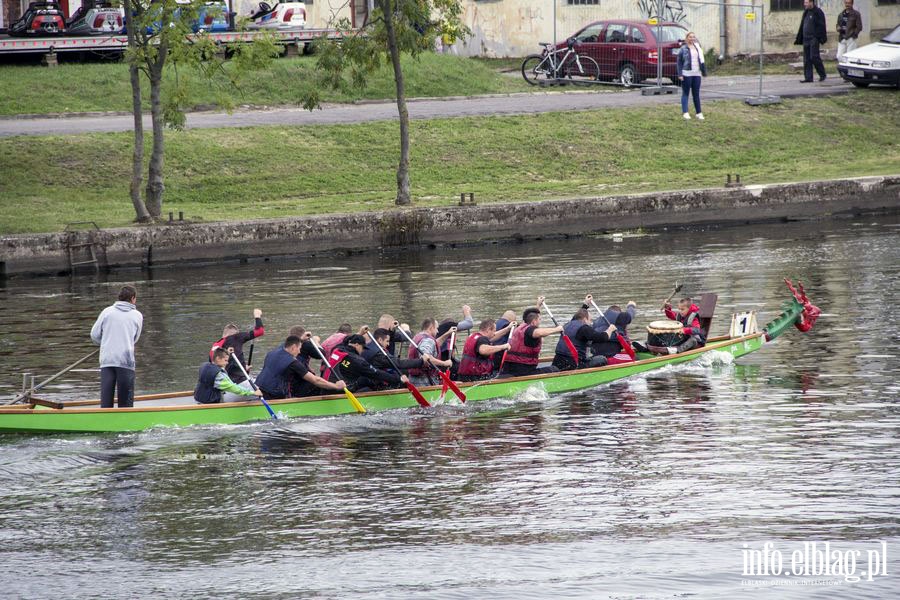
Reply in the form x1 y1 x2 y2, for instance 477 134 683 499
557 19 688 86
66 0 124 35
247 1 306 30
837 24 900 89
8 0 66 36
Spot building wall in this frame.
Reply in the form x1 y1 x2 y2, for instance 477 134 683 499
457 0 900 58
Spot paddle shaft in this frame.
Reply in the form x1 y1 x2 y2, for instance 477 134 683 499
365 331 430 407
397 326 466 403
310 340 366 414
247 343 254 369
230 353 278 419
541 302 580 366
7 349 99 405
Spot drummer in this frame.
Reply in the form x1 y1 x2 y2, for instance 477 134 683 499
663 297 706 352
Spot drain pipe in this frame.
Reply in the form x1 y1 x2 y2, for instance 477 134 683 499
719 0 727 61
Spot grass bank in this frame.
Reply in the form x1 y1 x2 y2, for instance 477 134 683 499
0 53 531 116
0 92 896 234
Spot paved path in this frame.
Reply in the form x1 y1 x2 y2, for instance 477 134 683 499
0 75 852 138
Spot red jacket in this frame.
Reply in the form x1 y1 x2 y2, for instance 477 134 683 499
664 304 702 336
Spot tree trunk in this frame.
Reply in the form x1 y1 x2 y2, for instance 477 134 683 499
144 40 168 218
381 0 411 206
124 0 150 222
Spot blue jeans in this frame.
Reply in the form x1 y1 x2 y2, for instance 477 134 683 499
681 76 702 114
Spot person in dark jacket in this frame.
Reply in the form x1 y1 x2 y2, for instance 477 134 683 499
255 336 345 400
836 0 862 63
552 307 617 371
591 302 637 359
209 308 264 384
194 348 263 404
327 334 410 393
795 0 827 83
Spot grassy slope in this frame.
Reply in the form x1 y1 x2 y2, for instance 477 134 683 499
0 92 896 234
0 53 530 116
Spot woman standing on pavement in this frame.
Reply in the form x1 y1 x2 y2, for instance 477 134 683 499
677 32 707 120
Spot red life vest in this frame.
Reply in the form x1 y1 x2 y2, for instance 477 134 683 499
407 331 434 377
505 322 541 366
459 333 494 377
322 347 349 381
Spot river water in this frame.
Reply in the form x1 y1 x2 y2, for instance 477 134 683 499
0 216 898 598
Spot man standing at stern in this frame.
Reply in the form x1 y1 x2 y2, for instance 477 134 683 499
90 285 143 408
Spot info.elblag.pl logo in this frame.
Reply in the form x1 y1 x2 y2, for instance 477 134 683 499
741 541 889 585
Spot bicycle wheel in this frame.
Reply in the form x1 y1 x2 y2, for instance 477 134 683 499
563 55 600 81
521 54 551 85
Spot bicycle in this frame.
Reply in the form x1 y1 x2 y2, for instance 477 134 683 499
521 38 600 86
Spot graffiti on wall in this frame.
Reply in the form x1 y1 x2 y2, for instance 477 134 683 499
636 0 690 26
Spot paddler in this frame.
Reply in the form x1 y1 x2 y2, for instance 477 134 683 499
407 318 457 385
325 334 410 392
457 319 511 381
663 297 706 353
497 297 563 378
209 308 264 384
194 348 263 404
591 301 637 360
552 300 617 371
363 328 449 380
255 335 346 399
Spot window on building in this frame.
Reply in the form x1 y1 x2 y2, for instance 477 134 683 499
876 0 899 5
770 0 804 10
567 0 601 5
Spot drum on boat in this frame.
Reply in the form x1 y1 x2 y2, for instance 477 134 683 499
646 320 687 353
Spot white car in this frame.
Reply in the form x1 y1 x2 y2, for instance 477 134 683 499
837 24 900 89
247 2 306 30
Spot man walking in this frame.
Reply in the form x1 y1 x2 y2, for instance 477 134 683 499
90 285 143 408
835 0 862 63
794 0 827 83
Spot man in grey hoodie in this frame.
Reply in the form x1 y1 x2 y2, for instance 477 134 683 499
91 285 143 408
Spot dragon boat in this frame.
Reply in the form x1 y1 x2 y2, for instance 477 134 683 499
0 280 820 434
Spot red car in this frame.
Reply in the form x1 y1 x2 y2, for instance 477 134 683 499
560 20 689 85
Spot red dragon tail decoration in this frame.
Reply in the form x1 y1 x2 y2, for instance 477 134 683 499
784 278 821 333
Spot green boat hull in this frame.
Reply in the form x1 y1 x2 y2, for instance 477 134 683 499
0 332 768 434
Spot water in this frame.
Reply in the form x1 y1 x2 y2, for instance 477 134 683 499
0 216 898 598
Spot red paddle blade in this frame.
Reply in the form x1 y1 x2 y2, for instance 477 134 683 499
438 370 467 403
617 333 636 360
563 335 580 366
406 381 430 408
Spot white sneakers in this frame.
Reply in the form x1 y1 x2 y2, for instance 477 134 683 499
697 113 705 120
683 113 691 120
667 347 678 355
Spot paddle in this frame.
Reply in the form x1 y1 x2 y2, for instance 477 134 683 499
246 342 254 370
396 326 467 403
365 331 430 408
7 349 99 405
540 301 579 366
230 352 278 420
310 340 366 414
588 298 636 360
438 329 456 402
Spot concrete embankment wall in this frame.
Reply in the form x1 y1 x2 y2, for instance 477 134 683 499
2 175 898 278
